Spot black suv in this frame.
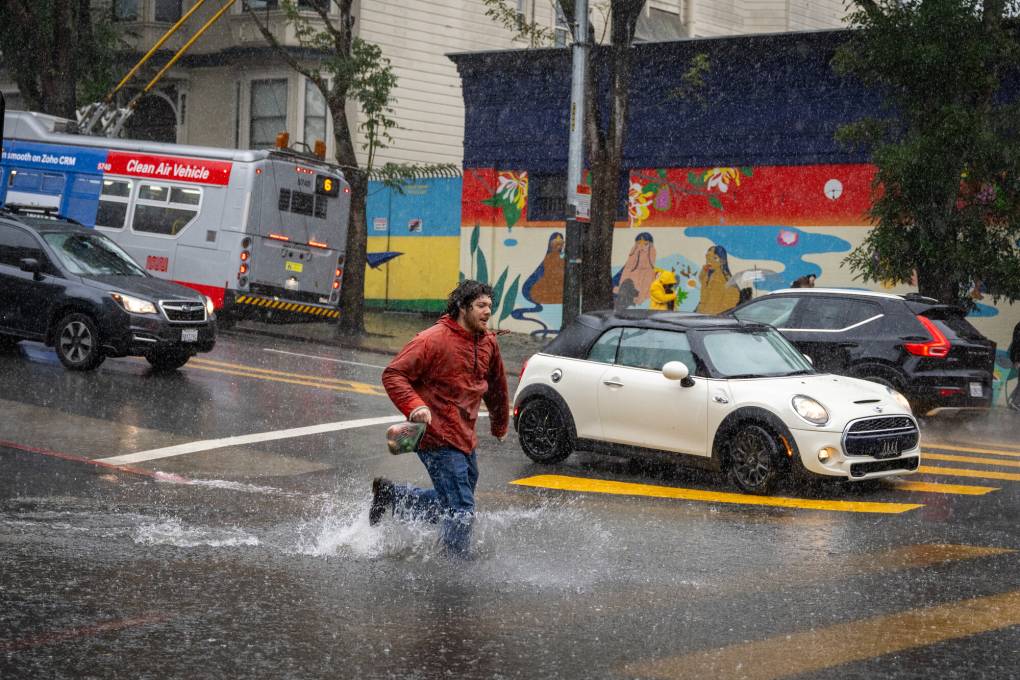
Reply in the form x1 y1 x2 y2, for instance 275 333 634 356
0 209 216 371
730 288 996 415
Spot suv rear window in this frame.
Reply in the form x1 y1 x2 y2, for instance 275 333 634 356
922 308 986 342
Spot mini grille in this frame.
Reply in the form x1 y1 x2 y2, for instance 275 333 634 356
844 416 919 457
160 300 206 322
848 417 913 433
850 457 919 478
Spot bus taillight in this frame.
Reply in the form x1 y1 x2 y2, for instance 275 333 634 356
308 239 328 249
268 233 289 241
240 251 249 262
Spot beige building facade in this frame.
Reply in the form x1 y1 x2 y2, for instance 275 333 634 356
4 1 849 165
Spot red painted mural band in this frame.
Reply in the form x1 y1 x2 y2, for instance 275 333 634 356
461 163 878 228
103 151 232 186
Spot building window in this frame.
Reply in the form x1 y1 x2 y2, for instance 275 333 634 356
155 0 182 22
113 0 140 21
554 4 570 47
243 0 329 9
132 183 201 236
303 79 327 150
529 173 567 221
249 79 288 149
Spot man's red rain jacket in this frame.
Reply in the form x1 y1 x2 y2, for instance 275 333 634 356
382 315 509 455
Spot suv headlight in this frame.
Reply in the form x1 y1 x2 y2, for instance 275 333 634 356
792 395 829 426
110 292 158 315
203 295 215 317
887 386 912 413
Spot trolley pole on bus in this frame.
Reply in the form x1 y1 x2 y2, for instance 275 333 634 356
562 0 589 330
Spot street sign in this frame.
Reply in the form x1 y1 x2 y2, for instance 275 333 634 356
574 184 591 223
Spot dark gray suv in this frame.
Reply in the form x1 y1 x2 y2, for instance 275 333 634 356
730 288 996 415
0 209 216 371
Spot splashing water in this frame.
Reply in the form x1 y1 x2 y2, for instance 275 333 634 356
133 518 260 548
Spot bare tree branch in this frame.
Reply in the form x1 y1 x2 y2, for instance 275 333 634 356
243 7 326 91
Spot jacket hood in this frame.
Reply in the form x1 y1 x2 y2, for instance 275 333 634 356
656 270 678 285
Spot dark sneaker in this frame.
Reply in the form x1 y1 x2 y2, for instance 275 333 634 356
369 477 394 526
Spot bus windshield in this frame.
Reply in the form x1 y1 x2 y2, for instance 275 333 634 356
43 232 148 277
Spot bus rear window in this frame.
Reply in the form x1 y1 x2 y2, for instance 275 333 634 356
290 190 314 216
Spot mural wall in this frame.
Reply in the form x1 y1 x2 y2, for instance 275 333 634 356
461 165 1020 405
365 177 461 312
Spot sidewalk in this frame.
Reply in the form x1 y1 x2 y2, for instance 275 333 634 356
227 309 548 374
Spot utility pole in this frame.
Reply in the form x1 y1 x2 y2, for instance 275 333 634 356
562 0 588 329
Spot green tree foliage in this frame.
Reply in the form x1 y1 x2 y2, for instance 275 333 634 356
246 0 399 336
835 0 1020 306
0 1 118 117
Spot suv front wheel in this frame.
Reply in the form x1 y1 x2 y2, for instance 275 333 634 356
54 313 106 371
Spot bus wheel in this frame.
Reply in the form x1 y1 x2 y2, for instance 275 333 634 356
146 349 192 372
55 313 106 371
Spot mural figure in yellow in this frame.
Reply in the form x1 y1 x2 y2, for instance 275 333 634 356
649 269 679 311
613 232 658 306
695 245 741 314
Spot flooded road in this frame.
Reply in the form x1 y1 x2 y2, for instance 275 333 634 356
3 333 1020 679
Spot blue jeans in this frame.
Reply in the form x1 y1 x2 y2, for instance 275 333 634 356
392 447 478 555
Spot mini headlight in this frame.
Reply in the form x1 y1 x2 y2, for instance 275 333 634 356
203 295 215 317
792 395 829 426
110 292 157 315
887 386 912 413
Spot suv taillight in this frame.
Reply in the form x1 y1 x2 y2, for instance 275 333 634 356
519 356 530 380
903 315 951 358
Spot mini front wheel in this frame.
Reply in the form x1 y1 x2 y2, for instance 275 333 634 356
517 398 573 464
55 313 105 371
728 423 782 494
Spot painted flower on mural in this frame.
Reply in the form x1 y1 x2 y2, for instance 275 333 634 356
628 182 655 227
777 229 799 247
482 171 528 228
703 167 743 193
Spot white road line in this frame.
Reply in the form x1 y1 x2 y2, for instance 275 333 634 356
95 412 492 465
262 348 387 370
95 415 406 465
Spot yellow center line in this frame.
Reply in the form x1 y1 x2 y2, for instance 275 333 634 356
923 442 1020 457
186 363 384 396
919 465 1020 482
188 358 385 395
887 480 999 495
924 452 1020 468
623 586 1020 680
510 475 923 514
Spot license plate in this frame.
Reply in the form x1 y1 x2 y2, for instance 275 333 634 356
969 382 983 397
285 260 304 273
181 328 198 343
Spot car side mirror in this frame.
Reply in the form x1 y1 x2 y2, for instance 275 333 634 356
662 360 695 388
804 355 813 365
19 258 42 279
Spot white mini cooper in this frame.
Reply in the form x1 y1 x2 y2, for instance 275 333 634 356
513 311 921 494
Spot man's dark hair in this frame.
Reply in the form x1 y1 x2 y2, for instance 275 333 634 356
446 279 493 318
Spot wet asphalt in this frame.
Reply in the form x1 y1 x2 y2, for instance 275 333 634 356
2 332 1020 679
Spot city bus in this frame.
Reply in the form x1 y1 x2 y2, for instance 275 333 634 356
0 109 350 322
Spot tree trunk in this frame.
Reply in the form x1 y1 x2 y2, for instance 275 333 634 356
338 168 368 337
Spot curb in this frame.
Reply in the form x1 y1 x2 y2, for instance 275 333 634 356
221 326 401 357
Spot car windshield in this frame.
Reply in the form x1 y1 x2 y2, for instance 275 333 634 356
700 328 814 378
42 232 147 277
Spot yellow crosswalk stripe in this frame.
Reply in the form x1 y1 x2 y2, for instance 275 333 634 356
624 586 1020 680
924 443 1020 457
888 480 998 495
185 363 382 396
924 452 1020 468
919 465 1020 482
511 475 923 514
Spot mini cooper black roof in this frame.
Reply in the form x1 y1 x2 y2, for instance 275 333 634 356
542 309 769 360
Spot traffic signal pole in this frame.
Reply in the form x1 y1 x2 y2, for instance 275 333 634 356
562 0 589 329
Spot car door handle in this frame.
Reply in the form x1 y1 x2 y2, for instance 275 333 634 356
603 379 624 387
